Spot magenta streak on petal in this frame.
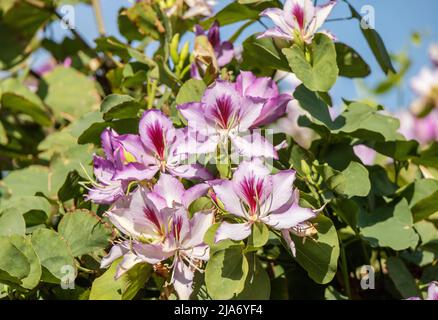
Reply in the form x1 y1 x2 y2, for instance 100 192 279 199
292 4 305 30
211 95 235 129
144 206 162 235
239 176 264 216
172 215 183 241
147 122 166 160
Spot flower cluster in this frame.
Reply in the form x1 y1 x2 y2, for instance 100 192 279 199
86 71 318 299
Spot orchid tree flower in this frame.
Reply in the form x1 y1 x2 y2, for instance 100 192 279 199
101 174 214 299
84 128 152 204
212 159 316 256
183 0 216 19
177 76 280 160
258 0 337 43
153 0 215 19
407 282 438 300
191 21 234 79
136 109 212 180
398 109 438 145
235 71 291 127
410 67 438 115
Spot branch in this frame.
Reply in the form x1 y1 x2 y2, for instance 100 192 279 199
91 0 106 36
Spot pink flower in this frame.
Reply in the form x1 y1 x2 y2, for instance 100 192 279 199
258 0 336 43
212 159 316 256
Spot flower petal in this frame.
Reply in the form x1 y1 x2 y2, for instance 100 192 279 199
184 211 214 248
182 183 211 209
172 259 195 300
100 242 130 269
261 203 316 230
152 173 185 207
212 180 247 218
215 222 252 243
281 229 297 256
231 132 278 159
261 169 296 214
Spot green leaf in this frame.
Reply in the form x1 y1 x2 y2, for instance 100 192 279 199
283 33 338 92
121 263 152 300
89 258 152 300
2 166 50 197
78 118 139 145
234 253 270 300
41 67 100 120
201 1 280 27
247 222 269 249
335 42 370 78
241 35 290 75
205 246 249 299
329 162 371 197
398 179 438 222
8 235 42 290
89 258 122 300
358 199 419 250
415 221 438 246
0 236 30 285
333 103 400 142
291 215 340 284
348 4 395 74
58 210 113 257
0 209 26 236
176 79 206 105
100 94 142 121
0 78 50 126
386 257 420 299
0 195 51 228
31 228 76 283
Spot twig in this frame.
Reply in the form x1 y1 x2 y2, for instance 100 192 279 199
91 0 106 36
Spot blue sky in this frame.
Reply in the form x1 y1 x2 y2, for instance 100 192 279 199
38 0 438 111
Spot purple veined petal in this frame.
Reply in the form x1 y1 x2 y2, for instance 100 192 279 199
281 229 297 256
145 191 168 211
174 130 219 156
251 94 291 128
215 221 252 243
216 41 234 67
261 203 316 230
100 128 119 162
285 0 315 30
115 252 144 279
139 109 175 160
427 282 438 300
170 209 192 245
169 164 213 181
194 24 205 36
183 244 210 261
152 173 185 207
237 97 265 131
183 211 214 248
207 20 221 49
133 242 173 265
260 8 293 34
178 102 206 125
230 132 278 159
181 183 211 209
172 258 195 300
257 27 294 41
190 63 202 80
86 183 124 205
232 158 273 214
100 242 130 269
113 162 159 181
112 134 145 164
260 169 296 214
236 71 279 99
212 180 247 218
92 155 116 183
307 1 337 34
